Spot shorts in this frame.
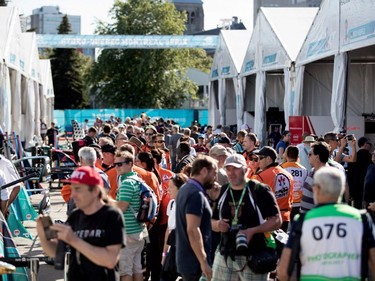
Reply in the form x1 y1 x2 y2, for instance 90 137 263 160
119 232 145 276
212 250 269 281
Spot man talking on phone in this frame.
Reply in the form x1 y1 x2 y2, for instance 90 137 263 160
36 166 125 281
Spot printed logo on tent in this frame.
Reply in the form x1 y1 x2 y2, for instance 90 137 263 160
245 60 254 72
14 229 20 236
221 66 230 76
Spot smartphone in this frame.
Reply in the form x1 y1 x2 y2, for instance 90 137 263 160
41 216 57 240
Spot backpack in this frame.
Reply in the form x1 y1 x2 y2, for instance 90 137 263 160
128 176 158 222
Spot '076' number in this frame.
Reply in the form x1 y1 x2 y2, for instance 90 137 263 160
312 223 347 240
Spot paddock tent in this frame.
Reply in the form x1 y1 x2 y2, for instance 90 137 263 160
0 7 23 135
295 0 341 130
40 59 55 128
209 30 251 128
20 32 43 146
240 7 317 144
339 0 375 134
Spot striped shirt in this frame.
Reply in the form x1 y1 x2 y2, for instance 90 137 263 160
117 171 143 235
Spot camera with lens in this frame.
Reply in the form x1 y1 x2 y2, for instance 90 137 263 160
345 134 354 141
231 224 248 255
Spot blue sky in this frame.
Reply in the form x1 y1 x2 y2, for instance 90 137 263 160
10 0 253 34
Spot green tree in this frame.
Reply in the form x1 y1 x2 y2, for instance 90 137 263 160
50 15 88 109
89 0 211 108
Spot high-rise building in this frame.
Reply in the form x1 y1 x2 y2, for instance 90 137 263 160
30 6 81 34
253 0 322 26
170 0 204 34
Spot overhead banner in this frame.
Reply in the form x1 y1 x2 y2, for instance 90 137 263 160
340 0 375 52
37 34 219 49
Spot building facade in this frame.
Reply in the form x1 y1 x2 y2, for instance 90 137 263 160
30 6 81 34
171 0 204 34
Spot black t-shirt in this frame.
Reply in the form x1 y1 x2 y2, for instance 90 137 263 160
66 205 125 281
213 181 279 252
175 180 212 275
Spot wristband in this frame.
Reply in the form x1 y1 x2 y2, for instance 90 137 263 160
162 252 167 257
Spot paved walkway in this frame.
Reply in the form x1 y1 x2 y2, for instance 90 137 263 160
13 188 67 281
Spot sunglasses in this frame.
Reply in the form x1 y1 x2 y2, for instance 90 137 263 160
156 140 165 143
250 157 259 162
114 159 132 167
258 156 266 160
145 133 154 136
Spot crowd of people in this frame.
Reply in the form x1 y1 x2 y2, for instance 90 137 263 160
30 114 375 281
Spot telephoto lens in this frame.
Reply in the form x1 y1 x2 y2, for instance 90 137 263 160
236 232 248 255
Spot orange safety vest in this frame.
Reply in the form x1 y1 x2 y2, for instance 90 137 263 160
253 165 293 222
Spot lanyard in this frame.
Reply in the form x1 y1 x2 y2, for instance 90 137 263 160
229 186 247 226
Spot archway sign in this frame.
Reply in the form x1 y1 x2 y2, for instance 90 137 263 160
36 34 219 49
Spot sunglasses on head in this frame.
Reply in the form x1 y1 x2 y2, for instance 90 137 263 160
114 159 132 167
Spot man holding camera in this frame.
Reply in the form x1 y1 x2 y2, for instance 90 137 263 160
211 154 281 281
37 166 125 281
324 131 357 164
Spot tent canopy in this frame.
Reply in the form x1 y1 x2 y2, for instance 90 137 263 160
210 30 251 80
296 0 340 66
340 0 375 53
0 7 23 72
242 7 317 75
20 33 42 84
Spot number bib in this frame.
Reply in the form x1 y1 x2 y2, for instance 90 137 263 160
300 204 363 280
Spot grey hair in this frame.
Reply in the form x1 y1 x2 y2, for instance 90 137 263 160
313 166 345 201
78 146 97 165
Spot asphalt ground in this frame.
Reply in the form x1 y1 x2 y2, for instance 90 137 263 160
13 185 67 281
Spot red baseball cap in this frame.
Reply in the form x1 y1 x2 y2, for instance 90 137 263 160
62 166 103 187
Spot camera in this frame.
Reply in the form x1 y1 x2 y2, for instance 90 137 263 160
40 216 57 240
231 225 248 255
345 134 354 141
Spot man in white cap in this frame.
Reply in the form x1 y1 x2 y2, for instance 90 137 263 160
297 135 315 173
211 154 281 281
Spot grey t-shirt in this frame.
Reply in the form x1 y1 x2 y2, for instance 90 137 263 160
175 180 212 275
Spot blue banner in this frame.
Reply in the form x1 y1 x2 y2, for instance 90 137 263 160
54 109 208 133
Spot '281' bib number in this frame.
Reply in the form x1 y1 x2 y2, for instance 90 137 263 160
312 223 347 240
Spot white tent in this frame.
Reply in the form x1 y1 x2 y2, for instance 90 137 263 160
240 7 317 144
40 59 55 127
20 32 43 145
339 0 375 136
296 0 375 133
0 7 22 135
209 30 251 129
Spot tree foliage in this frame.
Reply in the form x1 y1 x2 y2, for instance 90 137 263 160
50 15 88 109
89 0 211 108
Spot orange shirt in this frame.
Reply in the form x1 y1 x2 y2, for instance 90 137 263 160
156 166 174 225
253 165 293 222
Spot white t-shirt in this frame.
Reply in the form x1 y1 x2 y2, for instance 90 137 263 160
167 199 176 230
0 155 19 200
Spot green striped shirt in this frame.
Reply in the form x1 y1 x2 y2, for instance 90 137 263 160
117 171 143 235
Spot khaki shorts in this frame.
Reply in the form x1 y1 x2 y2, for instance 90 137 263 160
119 232 145 276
